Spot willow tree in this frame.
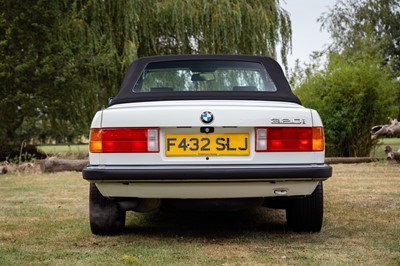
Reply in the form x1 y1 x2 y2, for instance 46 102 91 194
134 0 292 67
62 0 292 133
74 0 292 75
62 0 293 129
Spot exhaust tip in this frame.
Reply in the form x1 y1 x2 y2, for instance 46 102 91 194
274 189 288 196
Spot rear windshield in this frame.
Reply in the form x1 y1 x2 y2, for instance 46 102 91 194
133 60 277 93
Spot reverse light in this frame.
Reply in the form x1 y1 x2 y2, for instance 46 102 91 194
256 128 267 151
89 128 160 153
255 127 324 152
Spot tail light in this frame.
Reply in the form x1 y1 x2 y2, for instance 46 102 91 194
255 127 324 152
89 128 159 153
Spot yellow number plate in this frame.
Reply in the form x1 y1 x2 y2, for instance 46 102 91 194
165 134 249 156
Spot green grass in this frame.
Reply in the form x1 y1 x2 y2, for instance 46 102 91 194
38 144 88 154
377 138 400 145
37 144 88 159
0 163 399 265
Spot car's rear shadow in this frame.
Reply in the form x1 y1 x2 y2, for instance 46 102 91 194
124 207 288 237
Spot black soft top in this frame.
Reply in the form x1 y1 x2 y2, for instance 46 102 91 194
111 54 301 105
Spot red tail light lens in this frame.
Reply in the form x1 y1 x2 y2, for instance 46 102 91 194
89 128 159 153
255 127 324 152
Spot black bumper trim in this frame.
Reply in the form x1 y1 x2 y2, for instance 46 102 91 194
82 164 332 181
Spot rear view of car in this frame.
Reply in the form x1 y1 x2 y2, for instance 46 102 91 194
83 55 332 235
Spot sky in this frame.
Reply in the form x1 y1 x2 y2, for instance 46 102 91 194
281 0 336 69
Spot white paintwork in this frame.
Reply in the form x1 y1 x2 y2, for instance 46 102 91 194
89 100 325 165
89 99 327 198
95 181 319 199
98 100 311 127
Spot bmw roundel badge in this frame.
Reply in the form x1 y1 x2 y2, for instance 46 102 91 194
201 111 214 124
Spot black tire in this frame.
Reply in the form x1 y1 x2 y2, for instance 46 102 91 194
286 182 323 233
89 183 126 235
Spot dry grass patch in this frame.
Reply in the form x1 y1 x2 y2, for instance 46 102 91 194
0 163 399 265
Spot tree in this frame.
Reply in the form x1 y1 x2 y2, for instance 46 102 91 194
0 1 72 159
295 49 399 157
319 0 400 74
319 0 400 120
291 0 400 157
73 0 292 68
0 0 124 160
133 0 292 66
0 0 293 161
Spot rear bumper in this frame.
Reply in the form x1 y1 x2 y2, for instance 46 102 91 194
82 164 332 182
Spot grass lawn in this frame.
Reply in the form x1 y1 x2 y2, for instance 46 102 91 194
0 163 399 265
38 144 88 154
378 138 400 145
37 144 89 159
371 138 400 159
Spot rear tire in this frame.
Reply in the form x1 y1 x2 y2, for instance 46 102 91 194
286 182 323 232
89 183 126 235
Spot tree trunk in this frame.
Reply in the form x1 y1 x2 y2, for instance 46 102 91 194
384 146 400 163
325 157 379 164
0 166 7 174
40 159 89 173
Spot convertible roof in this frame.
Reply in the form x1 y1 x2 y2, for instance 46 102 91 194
111 54 301 105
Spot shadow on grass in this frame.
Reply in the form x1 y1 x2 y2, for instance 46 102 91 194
124 207 288 238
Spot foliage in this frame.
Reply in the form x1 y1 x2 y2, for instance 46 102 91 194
295 49 399 157
291 0 400 157
0 0 292 161
318 0 400 74
133 0 292 66
0 1 106 161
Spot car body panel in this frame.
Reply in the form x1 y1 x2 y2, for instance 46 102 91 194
95 181 320 199
88 100 326 166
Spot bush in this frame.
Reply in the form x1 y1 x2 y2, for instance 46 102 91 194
295 52 399 157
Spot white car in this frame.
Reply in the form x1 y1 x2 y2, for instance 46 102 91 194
83 55 332 235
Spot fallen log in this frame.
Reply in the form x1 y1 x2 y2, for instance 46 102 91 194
325 157 379 164
371 117 399 140
40 159 89 173
384 146 400 163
